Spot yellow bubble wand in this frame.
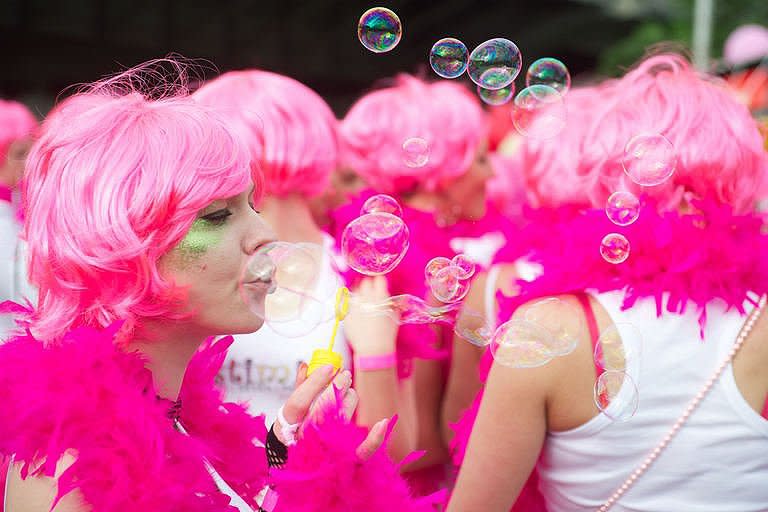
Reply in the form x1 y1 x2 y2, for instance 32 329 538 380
307 286 350 375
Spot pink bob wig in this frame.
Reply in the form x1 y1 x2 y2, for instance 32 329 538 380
517 54 768 214
194 70 338 198
0 99 37 164
22 64 258 343
340 74 486 195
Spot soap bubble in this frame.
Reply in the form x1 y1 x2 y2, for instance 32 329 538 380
362 193 403 217
521 297 581 356
342 210 409 276
621 134 677 186
490 319 554 368
354 293 461 325
451 254 476 279
477 83 515 106
358 7 402 53
512 85 567 139
594 323 643 372
605 191 640 227
600 233 631 264
426 255 475 303
526 58 571 94
430 265 470 303
389 294 460 324
467 38 522 90
429 37 469 79
240 241 324 337
454 309 493 347
594 370 639 422
402 137 430 168
424 256 452 282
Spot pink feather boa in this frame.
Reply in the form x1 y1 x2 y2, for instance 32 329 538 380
450 200 768 512
271 395 445 511
494 199 768 331
0 321 432 511
0 323 255 511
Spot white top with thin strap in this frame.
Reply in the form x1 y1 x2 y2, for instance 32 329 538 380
538 291 768 512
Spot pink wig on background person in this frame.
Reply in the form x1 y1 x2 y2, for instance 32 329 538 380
194 70 338 198
723 24 768 67
518 55 768 214
21 73 256 344
0 99 37 165
341 74 486 195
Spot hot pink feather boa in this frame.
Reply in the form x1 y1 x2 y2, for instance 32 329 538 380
270 393 445 511
0 320 437 511
0 323 249 511
494 199 768 331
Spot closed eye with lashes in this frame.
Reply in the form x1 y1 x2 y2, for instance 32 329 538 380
201 209 232 224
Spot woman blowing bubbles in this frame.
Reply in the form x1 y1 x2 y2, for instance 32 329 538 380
0 61 433 512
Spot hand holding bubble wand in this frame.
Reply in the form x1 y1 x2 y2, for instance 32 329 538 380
307 286 351 376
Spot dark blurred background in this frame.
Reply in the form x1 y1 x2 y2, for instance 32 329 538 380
1 0 766 117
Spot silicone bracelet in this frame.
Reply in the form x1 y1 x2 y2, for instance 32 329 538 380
276 405 300 446
355 352 397 371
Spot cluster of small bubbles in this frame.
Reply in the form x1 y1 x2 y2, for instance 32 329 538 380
605 191 641 226
358 7 402 53
429 38 469 79
426 254 476 303
593 323 642 421
600 233 631 264
467 38 522 90
241 241 325 338
342 194 410 276
622 134 677 186
402 137 430 168
477 83 515 106
512 85 567 139
525 58 571 94
594 370 639 422
454 309 494 347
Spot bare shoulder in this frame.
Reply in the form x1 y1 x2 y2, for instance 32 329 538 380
6 454 89 512
490 293 613 431
732 301 768 414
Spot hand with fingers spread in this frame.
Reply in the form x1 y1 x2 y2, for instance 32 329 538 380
273 362 388 461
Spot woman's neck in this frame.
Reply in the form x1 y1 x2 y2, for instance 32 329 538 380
404 191 440 214
131 322 206 401
259 194 324 244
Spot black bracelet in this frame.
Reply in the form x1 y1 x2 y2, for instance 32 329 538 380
266 425 288 468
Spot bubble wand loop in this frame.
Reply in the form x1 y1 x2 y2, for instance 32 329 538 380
307 287 350 376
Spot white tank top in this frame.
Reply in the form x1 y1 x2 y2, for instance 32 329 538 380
0 196 37 344
538 291 768 512
0 200 21 342
220 236 350 424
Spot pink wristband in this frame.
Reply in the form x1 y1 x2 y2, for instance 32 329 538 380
354 353 397 371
